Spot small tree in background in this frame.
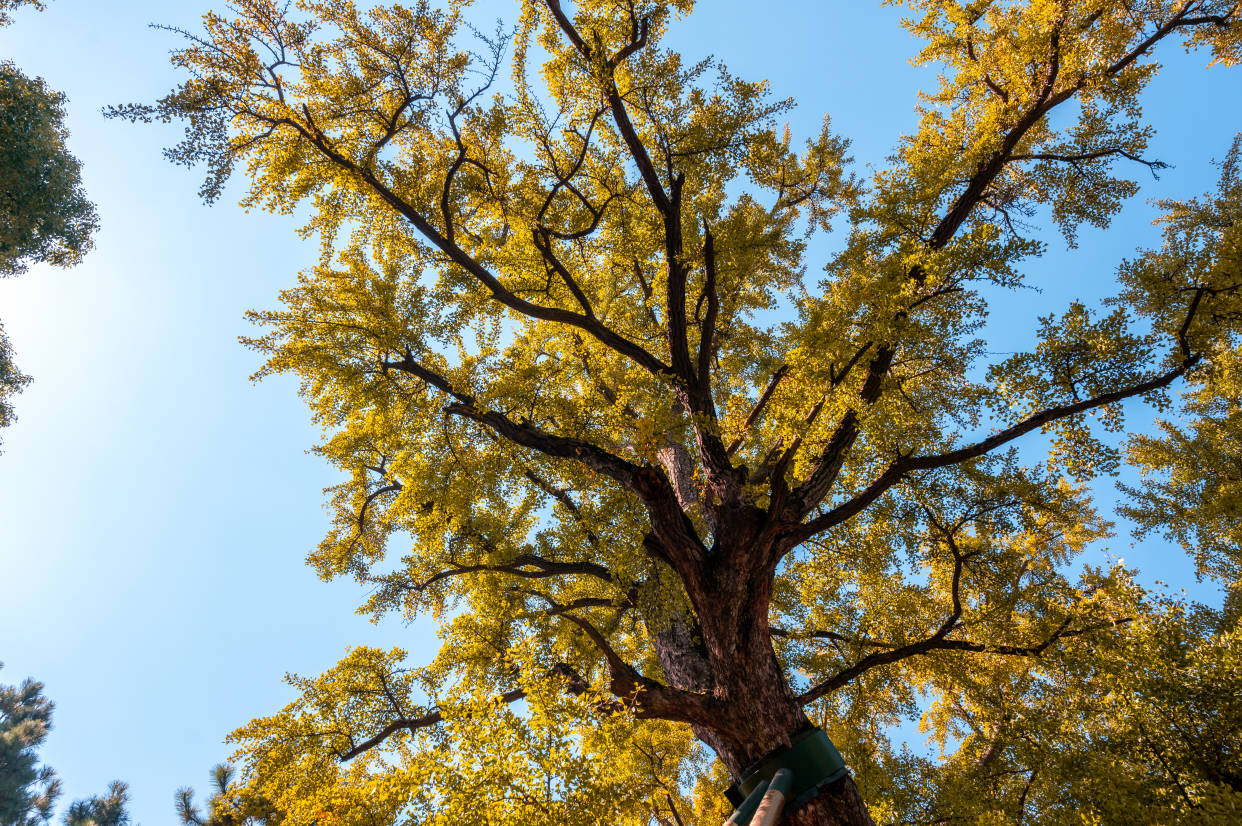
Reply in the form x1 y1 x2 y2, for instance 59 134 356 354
62 784 131 826
176 764 279 826
0 668 132 826
0 0 98 447
0 667 60 826
0 63 97 276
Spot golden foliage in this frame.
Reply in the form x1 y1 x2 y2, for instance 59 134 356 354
119 1 1242 823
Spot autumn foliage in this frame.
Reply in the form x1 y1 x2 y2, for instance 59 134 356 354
120 1 1242 823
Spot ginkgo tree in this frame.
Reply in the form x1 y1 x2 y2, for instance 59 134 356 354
118 0 1242 823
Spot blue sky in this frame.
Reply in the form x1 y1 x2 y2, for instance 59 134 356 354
0 2 1238 825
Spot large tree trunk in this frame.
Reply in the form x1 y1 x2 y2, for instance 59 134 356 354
646 461 877 825
689 683 875 826
652 612 876 826
694 713 875 825
786 782 874 826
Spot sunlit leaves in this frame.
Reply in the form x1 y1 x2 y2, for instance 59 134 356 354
0 64 97 275
125 0 1242 822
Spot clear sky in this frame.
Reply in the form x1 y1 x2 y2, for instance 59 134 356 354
0 3 1238 826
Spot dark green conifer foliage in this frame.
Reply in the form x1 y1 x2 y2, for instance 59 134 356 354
176 765 279 826
0 667 60 826
62 783 131 826
1 667 133 826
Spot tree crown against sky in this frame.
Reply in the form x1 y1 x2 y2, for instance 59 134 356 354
117 1 1242 823
0 64 97 277
0 0 98 446
176 763 280 826
0 669 133 826
0 1 43 29
61 784 132 826
0 669 59 826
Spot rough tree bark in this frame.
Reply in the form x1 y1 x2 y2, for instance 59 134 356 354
651 593 875 826
642 483 877 825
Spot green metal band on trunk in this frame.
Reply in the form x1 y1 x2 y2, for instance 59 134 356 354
723 728 849 820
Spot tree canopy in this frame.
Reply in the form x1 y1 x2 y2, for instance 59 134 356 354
122 1 1242 823
0 668 60 826
176 764 280 826
62 784 132 826
0 63 97 276
0 667 133 826
0 0 98 446
0 1 44 29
